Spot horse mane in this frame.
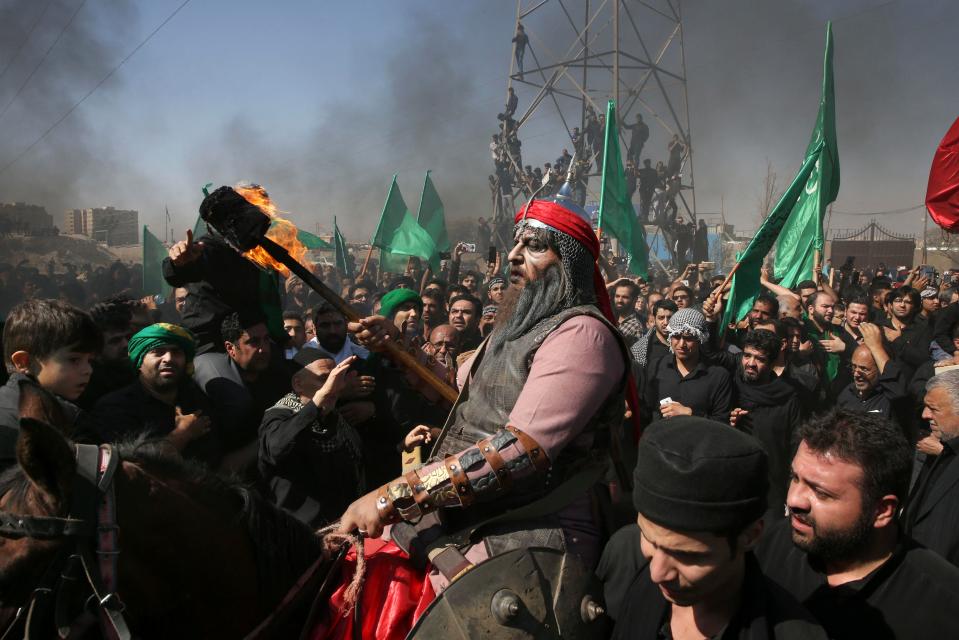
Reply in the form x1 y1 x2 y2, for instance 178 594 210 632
2 432 325 609
113 436 325 606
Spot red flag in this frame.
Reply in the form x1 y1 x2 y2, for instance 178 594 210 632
927 116 959 231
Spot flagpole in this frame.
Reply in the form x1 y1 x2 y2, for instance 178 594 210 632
359 244 374 279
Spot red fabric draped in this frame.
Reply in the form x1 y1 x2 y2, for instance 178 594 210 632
515 199 644 443
927 116 959 232
311 539 434 640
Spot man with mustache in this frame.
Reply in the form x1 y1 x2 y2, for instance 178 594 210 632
835 322 911 432
758 409 959 639
335 185 634 633
902 370 959 566
93 323 221 465
642 307 732 424
729 329 802 524
610 417 825 639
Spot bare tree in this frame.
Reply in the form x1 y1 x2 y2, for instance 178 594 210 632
756 159 780 226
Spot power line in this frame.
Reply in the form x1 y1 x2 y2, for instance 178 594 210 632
832 204 924 216
0 0 194 178
0 0 89 123
0 0 57 86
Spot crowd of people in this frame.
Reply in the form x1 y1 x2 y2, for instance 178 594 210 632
491 52 695 269
3 193 959 638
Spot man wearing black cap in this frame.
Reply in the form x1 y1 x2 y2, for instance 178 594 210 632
609 417 825 639
258 351 364 527
759 409 959 639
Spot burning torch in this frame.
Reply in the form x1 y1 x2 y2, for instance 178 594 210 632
199 185 458 404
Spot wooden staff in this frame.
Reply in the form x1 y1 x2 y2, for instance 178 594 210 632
358 244 375 279
259 237 457 404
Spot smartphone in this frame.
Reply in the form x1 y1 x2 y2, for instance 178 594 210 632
463 243 477 253
488 246 497 264
659 397 673 406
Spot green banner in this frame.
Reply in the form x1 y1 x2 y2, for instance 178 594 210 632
416 170 450 271
597 100 648 278
773 22 840 288
334 216 353 279
142 225 169 297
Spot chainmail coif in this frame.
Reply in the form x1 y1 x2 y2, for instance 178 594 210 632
514 220 596 309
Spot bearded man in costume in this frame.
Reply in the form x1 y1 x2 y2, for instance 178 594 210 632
329 184 637 638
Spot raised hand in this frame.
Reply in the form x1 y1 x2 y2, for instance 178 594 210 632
168 229 204 266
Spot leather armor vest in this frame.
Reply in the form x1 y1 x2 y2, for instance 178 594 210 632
432 305 630 519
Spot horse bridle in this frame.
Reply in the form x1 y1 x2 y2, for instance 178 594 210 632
0 443 130 640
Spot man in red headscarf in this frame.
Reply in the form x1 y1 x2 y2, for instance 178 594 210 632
328 190 631 636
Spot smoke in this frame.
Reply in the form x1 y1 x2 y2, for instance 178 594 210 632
0 0 152 220
184 8 503 242
1 0 957 242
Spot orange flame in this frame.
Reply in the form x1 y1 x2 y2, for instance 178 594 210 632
234 183 312 279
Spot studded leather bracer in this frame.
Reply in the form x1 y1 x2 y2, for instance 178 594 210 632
376 425 551 523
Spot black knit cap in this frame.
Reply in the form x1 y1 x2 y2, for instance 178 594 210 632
633 417 769 532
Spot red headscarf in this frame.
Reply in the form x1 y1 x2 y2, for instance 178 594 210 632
514 199 614 322
515 199 644 446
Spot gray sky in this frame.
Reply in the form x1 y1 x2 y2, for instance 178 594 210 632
0 0 955 243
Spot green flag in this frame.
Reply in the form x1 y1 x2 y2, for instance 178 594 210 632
372 175 410 249
722 148 825 329
388 211 438 262
142 225 168 297
597 100 648 278
333 217 354 278
773 22 840 288
416 171 450 271
371 175 436 272
296 229 332 250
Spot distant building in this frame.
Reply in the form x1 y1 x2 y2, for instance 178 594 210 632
64 207 138 246
0 202 54 234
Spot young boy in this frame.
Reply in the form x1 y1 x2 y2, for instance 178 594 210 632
0 299 102 471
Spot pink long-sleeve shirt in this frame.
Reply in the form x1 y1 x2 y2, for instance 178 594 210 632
412 314 625 592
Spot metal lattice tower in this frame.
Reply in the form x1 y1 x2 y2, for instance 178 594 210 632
490 0 696 248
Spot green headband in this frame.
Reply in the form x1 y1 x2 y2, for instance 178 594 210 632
127 323 197 369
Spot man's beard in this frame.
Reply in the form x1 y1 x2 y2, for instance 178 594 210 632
489 263 570 354
320 334 347 353
738 360 766 383
144 369 181 394
789 505 875 563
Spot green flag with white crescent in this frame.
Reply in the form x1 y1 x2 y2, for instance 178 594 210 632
722 23 838 328
597 100 648 278
721 150 823 329
773 22 840 288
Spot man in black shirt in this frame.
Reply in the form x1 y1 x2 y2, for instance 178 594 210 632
611 278 645 347
903 370 959 565
622 113 650 166
631 299 676 371
642 308 732 423
93 323 221 466
258 350 364 528
729 330 802 524
609 417 825 639
835 323 911 433
758 409 959 639
162 228 284 354
637 159 659 222
194 311 291 469
511 23 528 76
